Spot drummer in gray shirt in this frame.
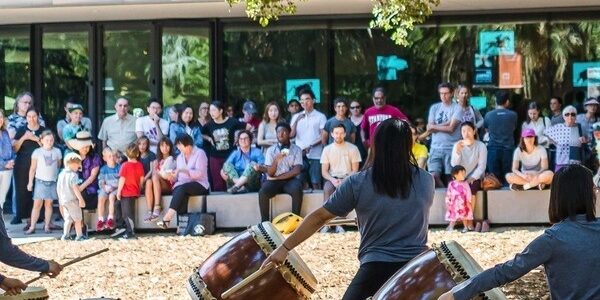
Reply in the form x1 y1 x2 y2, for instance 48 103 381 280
439 164 600 300
263 119 435 300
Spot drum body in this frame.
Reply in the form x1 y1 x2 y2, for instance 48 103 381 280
186 222 317 300
0 286 48 300
372 241 507 300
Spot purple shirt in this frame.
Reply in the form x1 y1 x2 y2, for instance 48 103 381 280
79 153 101 194
174 147 210 190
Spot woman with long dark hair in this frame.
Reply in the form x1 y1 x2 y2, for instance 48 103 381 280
263 118 435 300
439 164 600 300
169 103 203 152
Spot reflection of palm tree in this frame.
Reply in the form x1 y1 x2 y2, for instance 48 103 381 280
162 35 210 103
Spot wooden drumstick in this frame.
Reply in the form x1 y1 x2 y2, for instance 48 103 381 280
221 262 276 299
326 218 357 226
25 248 109 285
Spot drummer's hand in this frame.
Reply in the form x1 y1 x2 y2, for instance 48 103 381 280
46 260 63 278
261 245 288 269
0 277 27 296
437 291 455 300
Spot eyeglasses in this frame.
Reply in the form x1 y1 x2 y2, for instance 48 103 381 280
350 106 361 109
200 107 209 110
563 113 576 117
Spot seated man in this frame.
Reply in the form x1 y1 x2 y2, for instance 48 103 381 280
320 124 361 233
255 122 303 221
221 130 265 194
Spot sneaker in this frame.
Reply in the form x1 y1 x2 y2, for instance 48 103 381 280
334 226 346 234
74 235 89 242
96 220 105 232
143 211 154 223
523 183 533 190
60 234 73 241
319 226 331 234
474 222 482 232
481 220 490 233
119 233 138 241
509 184 523 191
106 218 115 230
110 228 126 238
233 186 248 194
227 186 240 194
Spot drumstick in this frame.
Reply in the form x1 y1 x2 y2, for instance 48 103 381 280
221 262 276 299
25 248 109 285
326 218 357 226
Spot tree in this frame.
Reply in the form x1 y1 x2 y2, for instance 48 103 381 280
225 0 440 46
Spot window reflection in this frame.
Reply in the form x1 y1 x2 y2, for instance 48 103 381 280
0 28 30 114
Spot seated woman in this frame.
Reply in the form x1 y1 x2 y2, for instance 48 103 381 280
157 133 209 229
220 130 265 194
143 137 176 223
506 128 554 190
439 164 600 300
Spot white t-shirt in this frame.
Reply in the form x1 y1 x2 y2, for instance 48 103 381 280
57 169 80 205
291 109 327 159
513 145 547 172
135 115 169 153
320 142 362 178
31 147 62 181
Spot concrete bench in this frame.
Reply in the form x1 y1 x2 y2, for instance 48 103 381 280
206 192 262 228
486 188 550 224
428 189 485 225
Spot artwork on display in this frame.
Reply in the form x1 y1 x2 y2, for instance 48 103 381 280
573 62 600 87
473 54 496 86
285 79 320 103
479 31 515 56
498 54 523 88
469 96 487 110
376 55 408 80
588 67 600 98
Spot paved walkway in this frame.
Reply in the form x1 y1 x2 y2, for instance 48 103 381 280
3 214 62 245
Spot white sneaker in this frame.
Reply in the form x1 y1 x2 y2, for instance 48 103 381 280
334 226 346 234
319 226 331 233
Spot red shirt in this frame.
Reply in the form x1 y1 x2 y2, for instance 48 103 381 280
361 104 408 146
119 161 145 197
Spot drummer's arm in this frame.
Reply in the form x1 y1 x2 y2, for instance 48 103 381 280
0 235 49 274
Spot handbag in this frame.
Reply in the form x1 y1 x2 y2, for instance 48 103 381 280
481 173 502 191
178 213 216 236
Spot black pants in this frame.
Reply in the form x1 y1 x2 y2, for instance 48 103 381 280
119 197 136 235
13 157 32 220
170 182 209 214
342 261 407 300
258 178 303 222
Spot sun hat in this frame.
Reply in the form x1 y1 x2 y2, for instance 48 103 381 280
584 98 599 106
521 128 536 138
67 131 94 151
63 152 82 166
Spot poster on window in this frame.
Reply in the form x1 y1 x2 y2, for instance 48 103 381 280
479 31 515 56
588 67 600 98
376 55 408 80
285 79 320 103
573 62 600 87
473 54 496 86
498 54 523 88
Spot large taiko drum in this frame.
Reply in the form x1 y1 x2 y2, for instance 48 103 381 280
0 286 48 300
186 222 317 300
371 240 507 300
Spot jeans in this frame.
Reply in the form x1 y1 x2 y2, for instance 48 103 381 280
487 146 514 185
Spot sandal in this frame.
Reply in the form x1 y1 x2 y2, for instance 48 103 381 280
25 229 36 235
44 227 52 234
157 219 171 229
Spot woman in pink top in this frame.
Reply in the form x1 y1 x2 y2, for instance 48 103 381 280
157 133 209 229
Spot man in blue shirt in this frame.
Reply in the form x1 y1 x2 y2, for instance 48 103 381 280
484 90 517 184
220 130 264 194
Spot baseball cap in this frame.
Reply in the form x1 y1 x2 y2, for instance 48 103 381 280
68 104 84 113
584 98 600 106
521 128 536 138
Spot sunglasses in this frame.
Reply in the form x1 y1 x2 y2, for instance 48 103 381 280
350 106 361 109
563 113 576 117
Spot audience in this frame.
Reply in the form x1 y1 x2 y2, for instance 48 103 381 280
484 90 517 184
197 102 211 128
445 165 473 232
322 97 356 145
144 137 176 223
69 131 101 210
97 147 120 231
456 85 483 129
257 101 282 152
506 128 554 190
522 102 551 148
576 97 599 144
116 143 145 240
241 100 261 138
549 96 564 125
98 97 138 155
411 124 428 169
349 100 368 163
8 92 46 139
169 103 203 151
135 98 169 154
544 105 587 171
62 104 91 149
221 130 264 194
57 153 86 241
256 122 303 222
0 109 15 211
361 87 408 148
56 97 92 145
286 99 301 123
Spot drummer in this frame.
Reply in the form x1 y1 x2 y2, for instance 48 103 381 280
439 164 600 300
263 118 435 300
0 216 62 296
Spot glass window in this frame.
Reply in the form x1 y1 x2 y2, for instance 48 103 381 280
102 28 151 118
0 27 30 114
162 27 211 109
42 29 89 131
223 24 329 118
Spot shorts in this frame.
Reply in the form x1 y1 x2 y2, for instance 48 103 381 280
33 178 58 200
98 188 118 198
62 201 82 222
469 179 481 196
427 148 453 175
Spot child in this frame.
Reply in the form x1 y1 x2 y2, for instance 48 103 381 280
26 130 62 234
97 147 120 231
57 152 87 241
117 142 145 240
144 137 176 223
445 165 473 232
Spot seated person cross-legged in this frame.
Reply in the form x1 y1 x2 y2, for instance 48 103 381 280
320 124 361 233
255 122 304 222
506 128 554 191
220 130 265 194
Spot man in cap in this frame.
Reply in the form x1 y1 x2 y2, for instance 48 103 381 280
56 98 92 144
576 97 599 144
62 103 92 149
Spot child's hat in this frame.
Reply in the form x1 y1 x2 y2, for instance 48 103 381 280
63 152 82 165
593 122 600 132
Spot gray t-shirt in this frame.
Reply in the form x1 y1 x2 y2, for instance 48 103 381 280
323 117 356 144
513 146 547 172
323 167 435 264
484 108 518 149
428 102 463 150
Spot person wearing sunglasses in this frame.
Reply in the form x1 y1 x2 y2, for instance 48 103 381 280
544 105 588 172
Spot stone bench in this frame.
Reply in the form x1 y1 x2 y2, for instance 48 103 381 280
486 188 551 224
428 189 485 225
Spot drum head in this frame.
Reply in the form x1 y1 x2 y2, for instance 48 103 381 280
437 240 507 300
0 286 49 300
254 222 318 296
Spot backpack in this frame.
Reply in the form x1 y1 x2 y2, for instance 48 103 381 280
178 213 216 236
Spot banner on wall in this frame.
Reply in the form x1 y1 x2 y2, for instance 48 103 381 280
473 54 496 86
573 62 600 87
479 31 515 56
588 67 600 98
285 79 320 103
376 55 408 80
498 54 523 88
